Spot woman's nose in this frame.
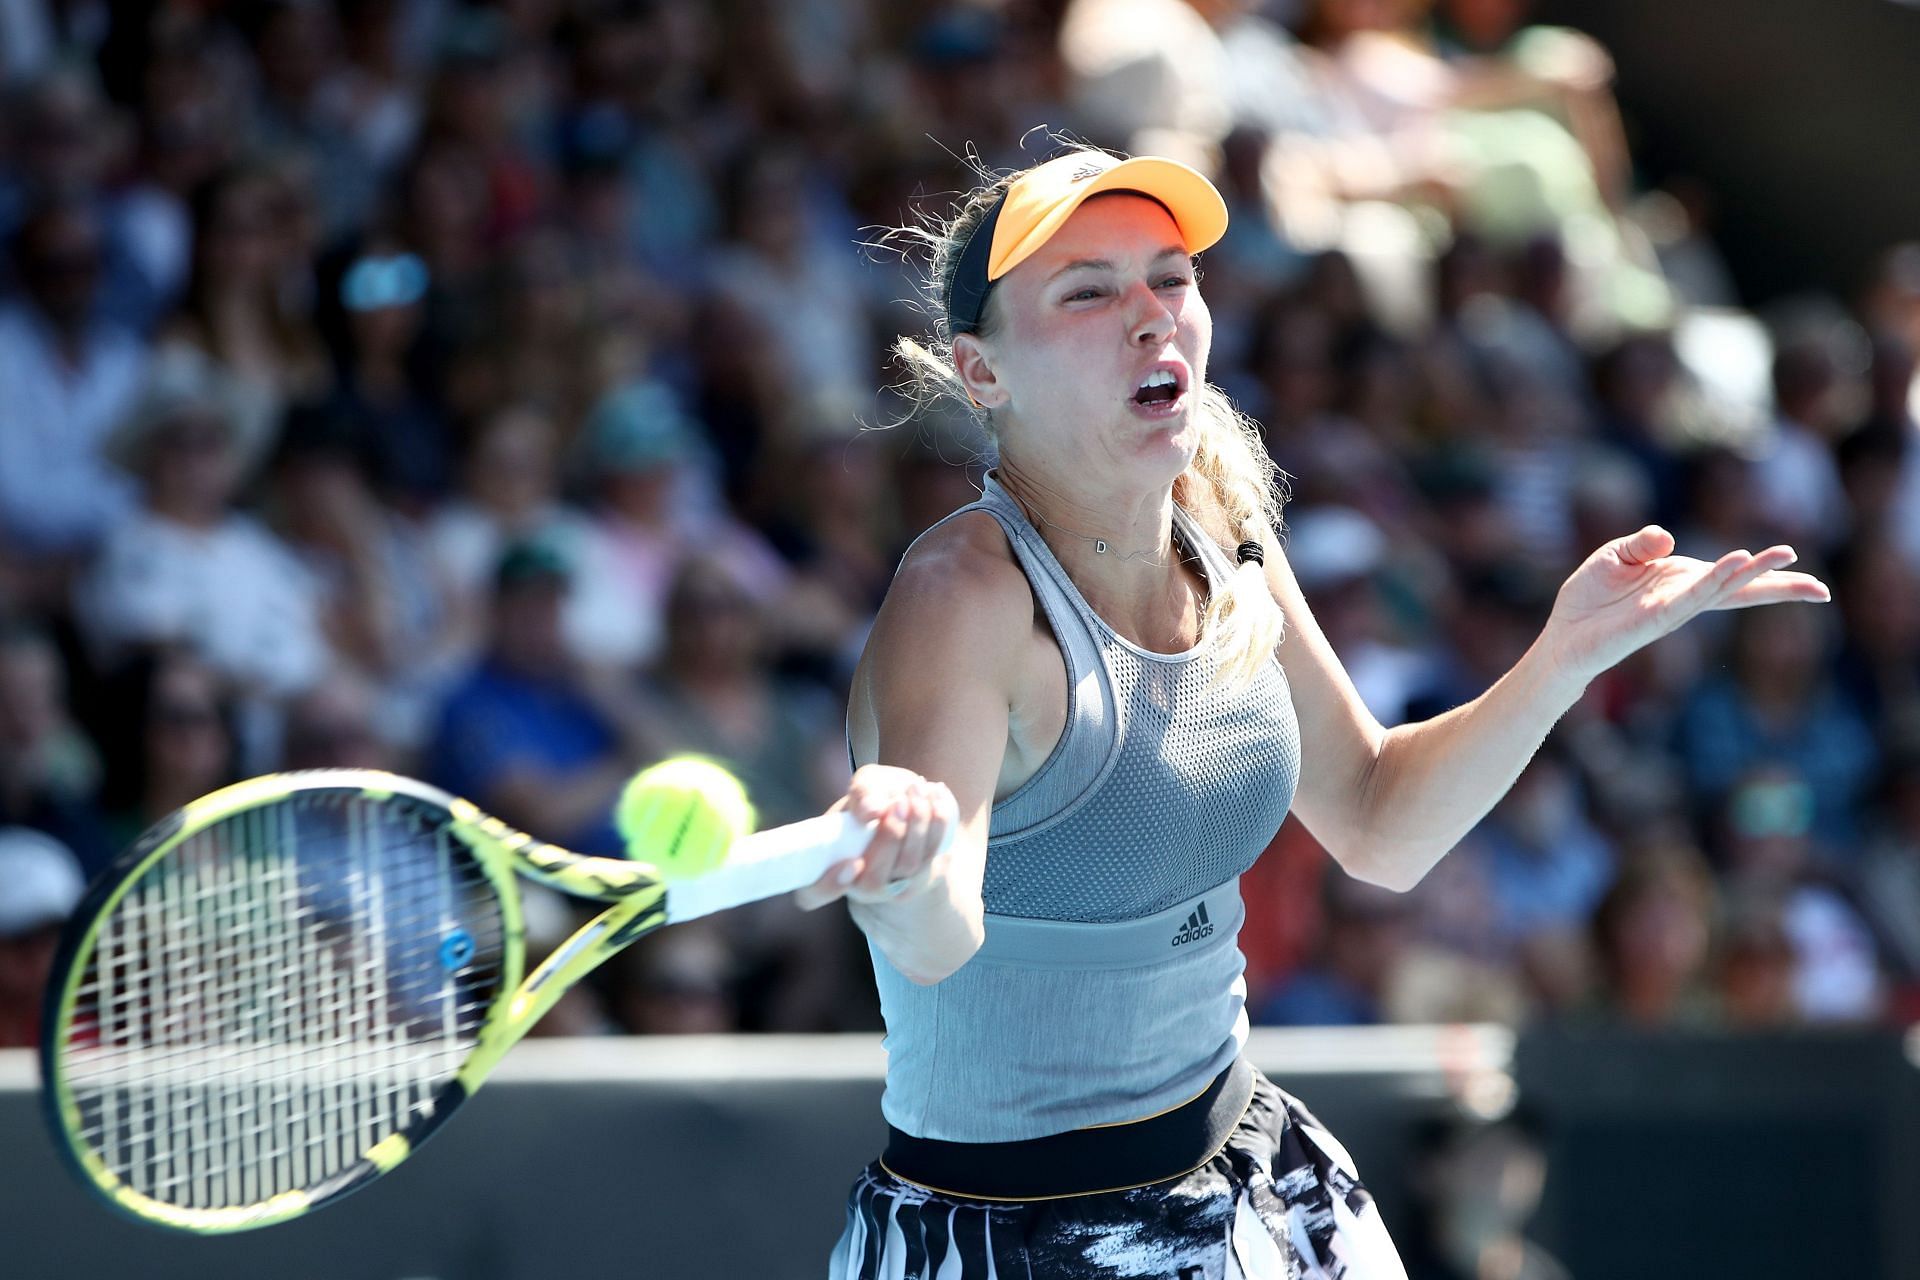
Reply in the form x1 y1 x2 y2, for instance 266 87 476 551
1124 282 1176 346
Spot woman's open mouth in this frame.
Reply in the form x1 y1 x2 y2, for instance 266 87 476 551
1130 365 1190 417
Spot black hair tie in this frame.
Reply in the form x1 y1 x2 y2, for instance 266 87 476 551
1235 541 1264 566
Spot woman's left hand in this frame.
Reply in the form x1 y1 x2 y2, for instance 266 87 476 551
1542 525 1831 683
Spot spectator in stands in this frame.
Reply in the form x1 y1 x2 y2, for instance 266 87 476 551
1631 176 1739 310
330 0 423 180
115 13 245 316
638 555 845 829
394 137 495 394
1406 562 1551 719
607 923 739 1035
1059 0 1325 164
265 402 458 748
475 227 620 442
90 648 241 848
1456 748 1614 1008
1860 326 1916 439
1829 534 1920 733
1432 0 1633 210
2 66 177 327
707 143 875 441
1860 243 1920 382
1750 334 1852 555
635 554 857 1031
751 434 898 679
73 346 332 703
425 539 657 854
1476 356 1583 569
155 162 332 459
415 10 544 248
1669 445 1776 583
1590 331 1687 528
0 195 145 570
1330 325 1427 505
1675 604 1876 858
1713 884 1799 1029
0 827 86 1048
1587 844 1717 1027
1303 0 1670 331
243 0 383 241
1199 125 1309 336
1243 294 1350 495
1856 734 1920 1020
1283 504 1432 725
1392 844 1531 1024
312 232 449 509
1255 872 1411 1026
1855 331 1920 573
569 379 720 671
0 623 112 876
281 667 402 772
425 399 604 665
1714 765 1883 1022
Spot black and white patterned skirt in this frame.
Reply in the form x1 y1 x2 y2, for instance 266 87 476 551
827 1073 1409 1279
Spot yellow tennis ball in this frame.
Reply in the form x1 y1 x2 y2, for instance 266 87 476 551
615 756 755 880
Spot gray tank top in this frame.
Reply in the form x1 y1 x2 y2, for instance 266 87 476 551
866 473 1301 1142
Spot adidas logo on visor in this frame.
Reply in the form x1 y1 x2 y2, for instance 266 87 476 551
1170 901 1214 947
1070 161 1105 183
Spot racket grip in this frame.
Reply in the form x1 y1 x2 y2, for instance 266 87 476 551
664 810 872 923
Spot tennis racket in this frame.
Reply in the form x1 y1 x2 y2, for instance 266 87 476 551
38 768 883 1234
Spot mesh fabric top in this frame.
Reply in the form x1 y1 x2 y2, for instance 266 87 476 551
975 473 1301 922
864 474 1304 1140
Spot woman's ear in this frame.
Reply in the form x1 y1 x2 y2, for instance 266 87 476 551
952 333 1007 411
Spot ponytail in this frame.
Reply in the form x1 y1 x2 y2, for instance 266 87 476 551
1175 384 1290 688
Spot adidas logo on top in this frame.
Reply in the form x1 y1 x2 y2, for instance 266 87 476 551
1170 901 1214 947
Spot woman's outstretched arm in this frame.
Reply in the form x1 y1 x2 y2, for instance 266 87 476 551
1268 525 1829 891
796 517 1034 984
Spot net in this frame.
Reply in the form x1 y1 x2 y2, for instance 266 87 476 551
56 791 508 1212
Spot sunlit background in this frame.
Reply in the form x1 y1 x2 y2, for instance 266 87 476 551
3 0 1919 1275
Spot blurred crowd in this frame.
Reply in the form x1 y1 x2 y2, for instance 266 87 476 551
3 0 1920 1060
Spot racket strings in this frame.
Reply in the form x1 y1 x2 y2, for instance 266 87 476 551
61 793 507 1213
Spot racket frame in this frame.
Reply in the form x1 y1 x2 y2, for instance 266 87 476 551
37 770 659 1233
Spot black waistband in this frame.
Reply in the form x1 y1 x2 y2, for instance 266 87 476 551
880 1056 1256 1202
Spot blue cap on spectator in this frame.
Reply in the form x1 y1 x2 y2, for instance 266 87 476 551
340 252 429 311
437 8 507 66
0 828 85 938
913 8 1002 66
581 381 701 474
494 538 573 591
559 108 633 177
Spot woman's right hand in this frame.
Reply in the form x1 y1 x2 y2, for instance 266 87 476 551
794 764 959 911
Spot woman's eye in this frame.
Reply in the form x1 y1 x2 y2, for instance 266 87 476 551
1065 288 1102 302
1159 276 1191 289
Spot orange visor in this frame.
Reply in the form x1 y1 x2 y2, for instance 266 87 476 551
946 151 1229 335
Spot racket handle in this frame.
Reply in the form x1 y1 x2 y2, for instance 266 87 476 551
664 810 871 922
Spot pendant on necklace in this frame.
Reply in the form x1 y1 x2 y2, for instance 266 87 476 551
1094 539 1108 554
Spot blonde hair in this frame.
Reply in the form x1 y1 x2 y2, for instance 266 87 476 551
880 147 1289 687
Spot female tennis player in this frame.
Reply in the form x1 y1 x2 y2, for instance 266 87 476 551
795 147 1829 1278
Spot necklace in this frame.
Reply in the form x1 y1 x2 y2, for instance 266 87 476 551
1004 491 1181 566
992 465 1191 567
1029 508 1176 565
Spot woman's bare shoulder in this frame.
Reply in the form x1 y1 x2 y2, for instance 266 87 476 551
871 511 1034 653
849 510 1035 765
